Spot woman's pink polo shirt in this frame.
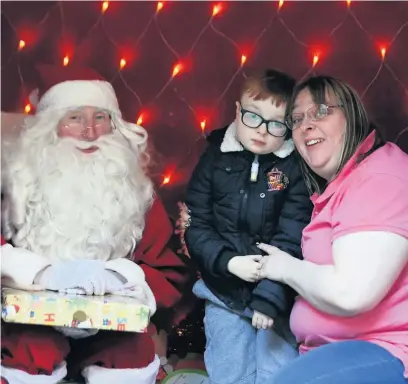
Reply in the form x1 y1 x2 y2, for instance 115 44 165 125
290 131 408 374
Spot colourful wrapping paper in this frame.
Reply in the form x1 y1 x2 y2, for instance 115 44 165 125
1 288 150 333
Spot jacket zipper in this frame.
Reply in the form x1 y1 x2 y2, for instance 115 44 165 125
238 155 259 231
260 159 277 240
239 190 248 231
250 155 260 182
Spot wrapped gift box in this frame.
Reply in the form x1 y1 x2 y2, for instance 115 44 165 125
1 288 150 333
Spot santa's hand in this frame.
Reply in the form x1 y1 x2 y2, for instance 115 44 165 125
37 260 124 296
252 310 274 330
96 270 126 295
62 271 125 295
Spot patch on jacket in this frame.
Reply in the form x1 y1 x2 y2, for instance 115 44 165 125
267 168 289 191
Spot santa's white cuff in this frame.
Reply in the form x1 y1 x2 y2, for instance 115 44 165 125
105 258 145 285
1 244 51 289
1 361 67 384
82 354 160 384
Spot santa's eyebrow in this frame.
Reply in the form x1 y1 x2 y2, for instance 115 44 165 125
65 108 109 115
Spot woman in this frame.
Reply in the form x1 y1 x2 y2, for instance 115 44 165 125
177 75 408 383
257 76 408 383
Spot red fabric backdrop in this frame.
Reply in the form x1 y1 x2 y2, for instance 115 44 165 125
2 1 407 211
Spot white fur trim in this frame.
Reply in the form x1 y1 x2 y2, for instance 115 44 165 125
105 258 146 284
1 243 51 289
220 121 245 153
105 258 157 315
273 138 295 158
220 121 294 158
1 361 67 384
36 80 121 117
1 111 26 139
29 88 40 107
82 354 160 384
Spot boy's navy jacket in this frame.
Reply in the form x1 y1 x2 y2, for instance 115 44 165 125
185 123 313 318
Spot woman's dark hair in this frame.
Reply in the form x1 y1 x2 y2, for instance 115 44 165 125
285 76 385 194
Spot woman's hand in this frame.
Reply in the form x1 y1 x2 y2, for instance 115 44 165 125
257 243 294 282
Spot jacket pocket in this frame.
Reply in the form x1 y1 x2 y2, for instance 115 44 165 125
212 162 246 200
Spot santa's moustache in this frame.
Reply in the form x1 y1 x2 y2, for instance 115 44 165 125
4 132 154 262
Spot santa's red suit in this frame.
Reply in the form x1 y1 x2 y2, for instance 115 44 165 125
0 65 194 384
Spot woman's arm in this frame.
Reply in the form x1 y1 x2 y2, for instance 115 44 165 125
259 231 408 316
261 172 408 316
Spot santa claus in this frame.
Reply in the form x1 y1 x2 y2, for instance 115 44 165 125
0 65 193 384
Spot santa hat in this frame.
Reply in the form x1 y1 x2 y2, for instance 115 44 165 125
33 64 122 117
1 64 123 138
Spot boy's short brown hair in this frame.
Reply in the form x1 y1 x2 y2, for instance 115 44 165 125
240 69 296 106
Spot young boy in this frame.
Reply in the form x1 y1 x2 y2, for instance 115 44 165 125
184 69 313 384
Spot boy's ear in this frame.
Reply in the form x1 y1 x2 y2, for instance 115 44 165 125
235 101 240 116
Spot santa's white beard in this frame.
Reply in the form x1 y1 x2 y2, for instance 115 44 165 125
5 133 154 262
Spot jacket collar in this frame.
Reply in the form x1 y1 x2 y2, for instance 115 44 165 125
220 121 295 159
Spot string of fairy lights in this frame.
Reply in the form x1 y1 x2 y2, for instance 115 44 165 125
2 0 407 186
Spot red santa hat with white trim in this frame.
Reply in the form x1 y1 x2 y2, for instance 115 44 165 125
1 64 125 138
1 63 149 149
32 64 122 117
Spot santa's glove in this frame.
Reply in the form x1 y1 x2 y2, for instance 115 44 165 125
36 260 125 296
63 270 126 296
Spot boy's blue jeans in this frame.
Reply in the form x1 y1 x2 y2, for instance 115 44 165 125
270 339 408 383
193 279 298 384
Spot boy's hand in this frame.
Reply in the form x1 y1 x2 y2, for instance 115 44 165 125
252 310 274 329
227 255 263 282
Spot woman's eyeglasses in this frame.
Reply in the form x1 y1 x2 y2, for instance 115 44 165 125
286 104 343 130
